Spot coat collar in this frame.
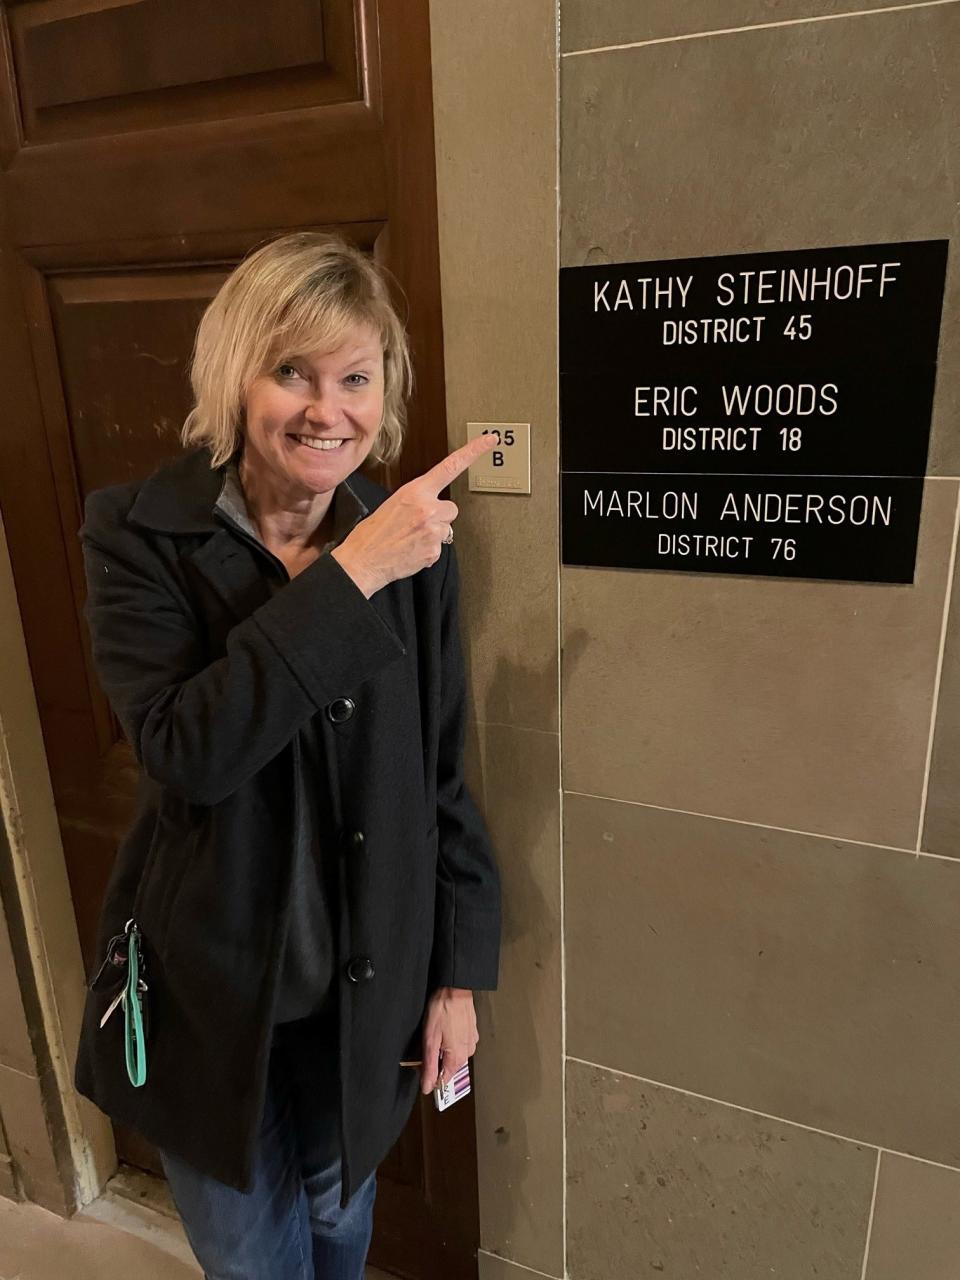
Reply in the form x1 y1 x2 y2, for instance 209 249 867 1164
128 447 230 535
125 445 404 648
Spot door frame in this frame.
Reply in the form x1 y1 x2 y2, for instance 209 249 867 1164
0 520 115 1211
0 0 463 1225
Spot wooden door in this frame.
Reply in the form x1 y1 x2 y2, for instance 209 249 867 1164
0 3 479 1276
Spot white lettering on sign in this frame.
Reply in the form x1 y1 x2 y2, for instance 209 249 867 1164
594 262 900 316
720 383 839 417
658 533 755 560
594 275 694 312
719 492 893 526
662 426 762 452
584 489 699 519
662 316 766 344
634 386 699 416
715 261 900 305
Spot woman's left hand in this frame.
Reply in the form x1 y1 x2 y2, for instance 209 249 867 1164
420 987 478 1094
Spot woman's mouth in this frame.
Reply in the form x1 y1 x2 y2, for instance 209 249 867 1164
289 434 348 452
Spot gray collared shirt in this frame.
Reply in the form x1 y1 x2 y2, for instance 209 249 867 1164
215 459 368 555
214 461 368 1023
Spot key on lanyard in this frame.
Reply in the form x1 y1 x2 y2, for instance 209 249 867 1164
99 986 125 1029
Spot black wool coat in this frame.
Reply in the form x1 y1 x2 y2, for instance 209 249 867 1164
73 446 501 1205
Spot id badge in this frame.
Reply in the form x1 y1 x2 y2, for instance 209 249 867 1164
434 1062 471 1111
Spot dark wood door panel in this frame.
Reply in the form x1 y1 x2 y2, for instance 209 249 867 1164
5 0 364 143
1 0 383 243
37 264 224 972
6 108 386 246
18 1 330 110
48 268 224 494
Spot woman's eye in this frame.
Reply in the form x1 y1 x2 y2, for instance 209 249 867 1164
276 363 301 379
344 373 369 387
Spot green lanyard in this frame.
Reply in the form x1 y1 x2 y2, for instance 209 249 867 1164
124 926 147 1088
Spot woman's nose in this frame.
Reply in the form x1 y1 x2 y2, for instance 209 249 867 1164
303 392 342 428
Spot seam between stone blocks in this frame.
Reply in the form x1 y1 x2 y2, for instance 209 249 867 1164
0 1061 41 1083
473 718 558 739
478 1249 562 1280
567 1054 960 1178
563 788 960 863
915 483 960 849
561 0 960 59
859 1151 883 1280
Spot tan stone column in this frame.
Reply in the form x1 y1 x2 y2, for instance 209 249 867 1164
0 512 114 1213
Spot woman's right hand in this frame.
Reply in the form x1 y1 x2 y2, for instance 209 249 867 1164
332 434 498 598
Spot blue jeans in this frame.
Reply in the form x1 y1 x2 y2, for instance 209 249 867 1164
159 1010 376 1280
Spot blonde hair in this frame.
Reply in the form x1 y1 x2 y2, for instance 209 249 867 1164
181 232 413 467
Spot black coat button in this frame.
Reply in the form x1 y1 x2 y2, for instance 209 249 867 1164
326 697 356 724
342 829 364 851
345 955 375 983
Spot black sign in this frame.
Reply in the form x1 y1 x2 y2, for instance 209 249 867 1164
560 241 948 582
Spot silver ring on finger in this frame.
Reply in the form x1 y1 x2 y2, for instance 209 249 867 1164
442 526 454 545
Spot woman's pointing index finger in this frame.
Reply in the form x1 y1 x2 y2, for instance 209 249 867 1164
419 433 499 495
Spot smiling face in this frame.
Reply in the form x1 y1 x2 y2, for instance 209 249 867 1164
240 320 385 502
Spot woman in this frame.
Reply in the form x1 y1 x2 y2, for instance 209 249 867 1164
74 231 502 1279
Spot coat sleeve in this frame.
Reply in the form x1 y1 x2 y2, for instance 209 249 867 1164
80 488 405 806
430 545 502 992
